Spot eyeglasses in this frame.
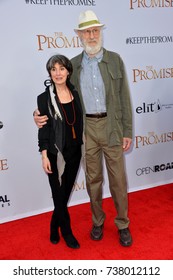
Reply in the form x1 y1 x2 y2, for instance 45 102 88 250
81 28 100 36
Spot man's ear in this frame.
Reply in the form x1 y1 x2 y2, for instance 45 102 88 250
77 30 82 38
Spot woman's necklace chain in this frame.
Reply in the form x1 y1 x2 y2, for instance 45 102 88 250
58 89 76 139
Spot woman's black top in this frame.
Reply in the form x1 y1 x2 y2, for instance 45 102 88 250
37 83 83 157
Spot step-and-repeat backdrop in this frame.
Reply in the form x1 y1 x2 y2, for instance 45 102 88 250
0 0 173 223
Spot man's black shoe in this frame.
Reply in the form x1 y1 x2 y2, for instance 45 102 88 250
119 228 132 247
90 224 103 240
63 234 80 249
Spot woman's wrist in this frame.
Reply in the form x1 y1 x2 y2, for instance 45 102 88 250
42 155 48 159
41 151 48 159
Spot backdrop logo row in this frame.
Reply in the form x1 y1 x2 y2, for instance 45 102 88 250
130 0 173 9
36 32 173 51
24 0 173 8
25 0 96 6
37 33 173 51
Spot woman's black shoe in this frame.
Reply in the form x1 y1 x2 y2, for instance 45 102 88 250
50 230 60 245
63 234 80 249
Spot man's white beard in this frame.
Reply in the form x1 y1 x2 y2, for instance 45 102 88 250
81 34 103 55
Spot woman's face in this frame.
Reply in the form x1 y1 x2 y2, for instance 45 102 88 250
50 63 69 85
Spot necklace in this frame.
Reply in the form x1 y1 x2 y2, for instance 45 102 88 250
58 89 76 139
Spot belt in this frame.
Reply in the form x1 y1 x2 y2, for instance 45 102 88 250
86 112 107 118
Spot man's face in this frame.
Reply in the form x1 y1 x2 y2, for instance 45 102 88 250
78 26 103 55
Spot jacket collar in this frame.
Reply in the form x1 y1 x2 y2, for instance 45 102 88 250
75 48 108 68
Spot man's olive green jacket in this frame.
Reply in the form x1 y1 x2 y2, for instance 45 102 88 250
71 48 133 147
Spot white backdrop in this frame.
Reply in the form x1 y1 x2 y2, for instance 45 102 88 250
0 0 173 223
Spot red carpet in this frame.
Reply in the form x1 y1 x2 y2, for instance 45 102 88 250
0 183 173 260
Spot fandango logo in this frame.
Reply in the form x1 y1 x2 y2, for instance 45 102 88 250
0 159 9 171
37 32 81 51
130 0 173 9
133 66 173 83
0 195 10 207
136 161 173 176
135 131 173 148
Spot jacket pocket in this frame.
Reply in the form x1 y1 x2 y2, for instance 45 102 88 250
108 68 122 94
109 69 122 80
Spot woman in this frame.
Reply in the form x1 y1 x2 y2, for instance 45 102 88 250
37 54 83 249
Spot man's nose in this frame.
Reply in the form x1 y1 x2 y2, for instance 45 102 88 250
89 31 95 38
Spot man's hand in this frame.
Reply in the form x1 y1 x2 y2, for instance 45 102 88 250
123 137 132 152
33 109 48 128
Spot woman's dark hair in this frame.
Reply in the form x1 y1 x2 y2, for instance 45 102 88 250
46 54 73 80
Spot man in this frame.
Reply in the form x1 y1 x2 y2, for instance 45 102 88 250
34 10 133 246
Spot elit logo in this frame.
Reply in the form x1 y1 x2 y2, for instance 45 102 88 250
0 195 10 207
136 100 161 114
136 99 173 114
0 121 3 129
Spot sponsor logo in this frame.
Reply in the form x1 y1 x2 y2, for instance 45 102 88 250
130 0 173 9
135 131 173 149
133 66 173 83
136 161 173 176
0 121 3 129
37 32 81 51
25 0 96 6
136 99 173 114
0 159 9 171
0 195 10 207
126 36 173 45
73 180 86 191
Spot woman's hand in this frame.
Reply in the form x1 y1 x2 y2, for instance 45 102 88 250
42 156 52 174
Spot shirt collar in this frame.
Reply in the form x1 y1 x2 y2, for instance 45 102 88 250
83 48 103 63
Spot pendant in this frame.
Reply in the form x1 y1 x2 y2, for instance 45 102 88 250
72 126 76 139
